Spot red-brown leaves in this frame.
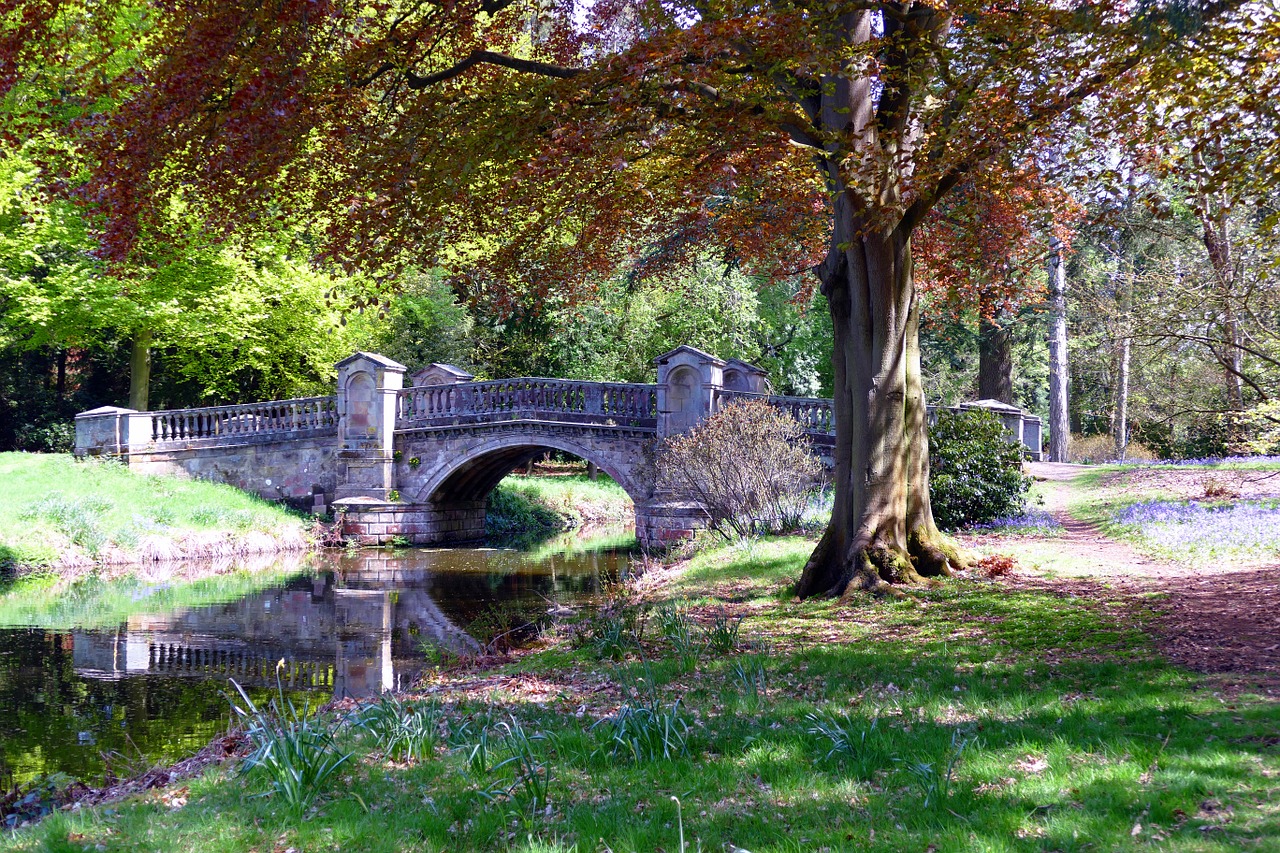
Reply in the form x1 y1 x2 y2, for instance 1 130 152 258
6 0 1264 315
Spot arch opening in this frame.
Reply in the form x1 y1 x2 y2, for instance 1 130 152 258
406 435 646 544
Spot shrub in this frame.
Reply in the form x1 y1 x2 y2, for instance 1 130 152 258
928 410 1031 530
1068 433 1158 464
658 399 823 538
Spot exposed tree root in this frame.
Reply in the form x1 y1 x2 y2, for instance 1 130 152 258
797 525 970 601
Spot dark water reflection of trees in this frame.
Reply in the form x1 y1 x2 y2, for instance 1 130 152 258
0 529 632 788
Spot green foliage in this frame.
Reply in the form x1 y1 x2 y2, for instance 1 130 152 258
487 718 553 815
656 601 700 671
361 269 473 371
228 674 353 814
580 608 640 661
703 611 742 655
485 473 633 543
485 485 572 540
730 656 768 712
900 730 972 811
354 694 443 763
805 710 888 779
591 699 691 764
928 410 1031 530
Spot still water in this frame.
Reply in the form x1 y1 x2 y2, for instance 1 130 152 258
0 529 633 789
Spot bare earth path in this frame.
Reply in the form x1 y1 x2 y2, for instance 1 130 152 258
961 462 1280 696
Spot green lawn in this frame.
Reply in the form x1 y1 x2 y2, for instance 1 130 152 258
0 452 310 574
8 537 1277 852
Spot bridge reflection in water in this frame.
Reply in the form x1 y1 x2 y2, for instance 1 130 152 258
69 542 622 700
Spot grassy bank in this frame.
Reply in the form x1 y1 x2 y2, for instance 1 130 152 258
0 452 311 577
485 473 633 540
8 538 1277 852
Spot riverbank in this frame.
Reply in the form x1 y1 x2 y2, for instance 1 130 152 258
0 452 312 579
8 478 1279 851
485 470 634 540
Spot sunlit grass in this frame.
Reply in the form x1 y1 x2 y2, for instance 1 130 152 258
0 452 310 572
5 537 1278 852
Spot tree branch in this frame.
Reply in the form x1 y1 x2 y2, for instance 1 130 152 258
405 49 583 87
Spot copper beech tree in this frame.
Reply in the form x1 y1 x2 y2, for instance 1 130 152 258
5 0 1273 596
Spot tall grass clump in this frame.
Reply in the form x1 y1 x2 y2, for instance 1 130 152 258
355 694 443 762
487 718 553 814
657 601 700 670
592 699 691 763
228 669 352 813
899 730 972 811
806 710 890 780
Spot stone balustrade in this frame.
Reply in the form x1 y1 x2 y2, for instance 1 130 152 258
713 389 836 441
149 395 338 446
396 378 658 429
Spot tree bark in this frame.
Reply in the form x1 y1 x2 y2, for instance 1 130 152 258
1114 333 1130 461
128 329 152 411
1047 237 1070 462
795 201 965 600
1112 266 1131 461
978 314 1014 404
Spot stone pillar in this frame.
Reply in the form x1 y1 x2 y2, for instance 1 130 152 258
653 345 725 438
334 352 407 500
74 406 154 458
409 363 474 386
722 358 770 394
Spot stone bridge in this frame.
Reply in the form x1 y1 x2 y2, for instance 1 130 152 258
75 345 1041 549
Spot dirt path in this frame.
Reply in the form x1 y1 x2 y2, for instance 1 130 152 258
969 463 1280 695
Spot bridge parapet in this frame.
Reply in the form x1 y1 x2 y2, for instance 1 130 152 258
396 378 658 430
713 389 836 445
149 396 338 447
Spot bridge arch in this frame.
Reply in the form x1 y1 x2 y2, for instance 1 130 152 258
405 433 650 508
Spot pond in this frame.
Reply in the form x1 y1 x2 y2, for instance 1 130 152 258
0 528 634 790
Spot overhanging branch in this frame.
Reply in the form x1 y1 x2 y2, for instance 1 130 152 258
406 49 584 87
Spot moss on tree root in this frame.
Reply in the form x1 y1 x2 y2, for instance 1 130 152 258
798 526 970 600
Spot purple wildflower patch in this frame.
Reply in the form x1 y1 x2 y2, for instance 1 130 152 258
968 508 1064 536
1143 455 1280 467
1111 499 1280 565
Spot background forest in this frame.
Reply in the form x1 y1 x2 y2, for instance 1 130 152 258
3 159 1278 462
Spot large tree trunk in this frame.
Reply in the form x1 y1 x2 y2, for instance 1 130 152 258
978 313 1014 403
795 204 965 600
128 328 152 412
1047 237 1070 462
